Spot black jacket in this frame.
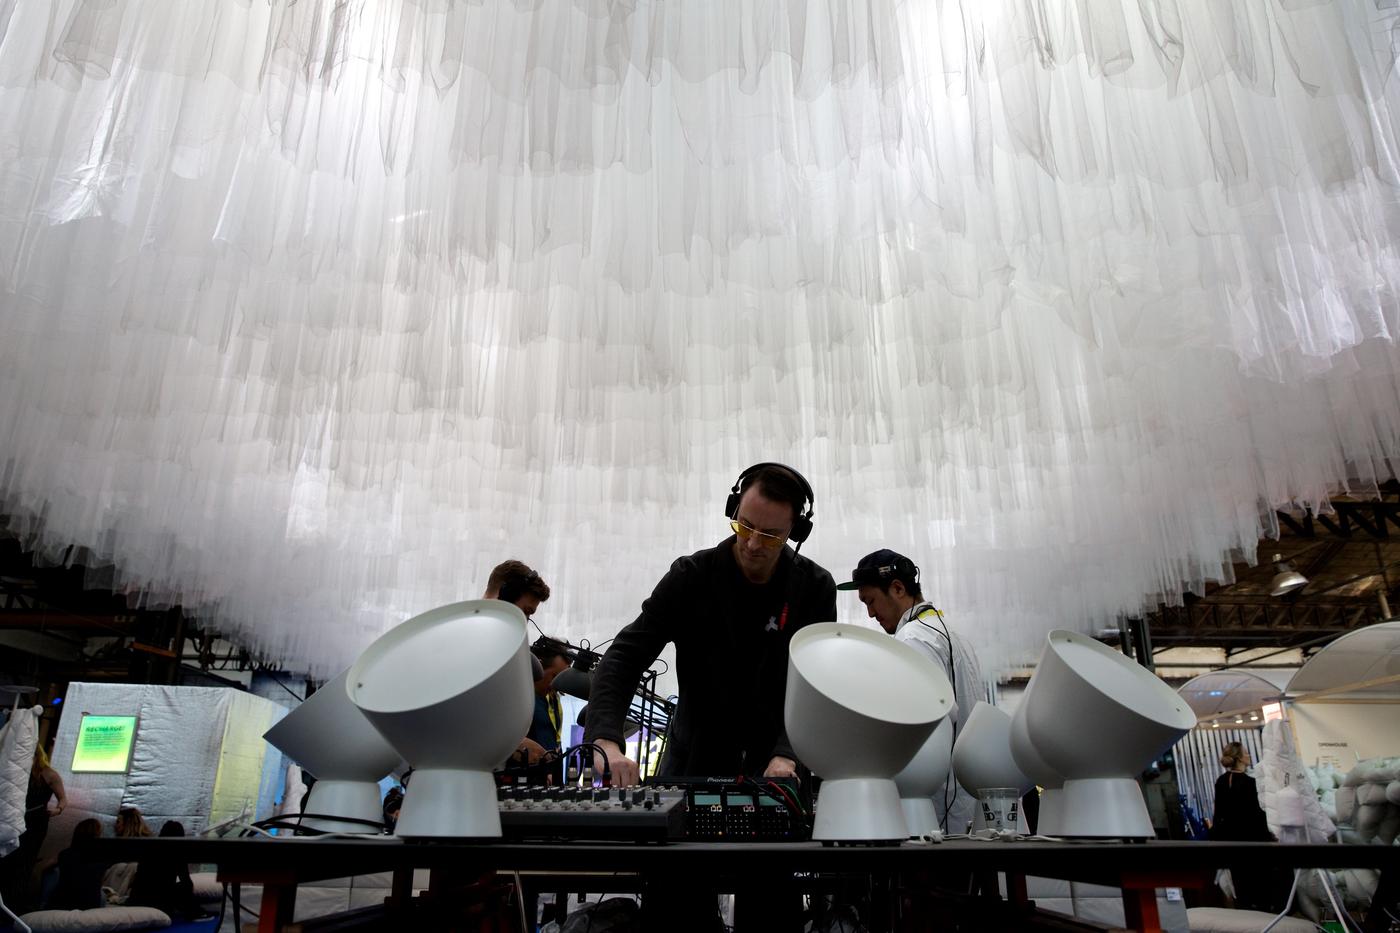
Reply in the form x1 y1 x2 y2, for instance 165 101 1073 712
583 537 837 777
1210 771 1272 841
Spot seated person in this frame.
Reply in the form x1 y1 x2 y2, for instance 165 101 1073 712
45 819 106 911
382 785 405 834
484 559 557 766
100 806 153 902
527 638 571 755
128 821 204 920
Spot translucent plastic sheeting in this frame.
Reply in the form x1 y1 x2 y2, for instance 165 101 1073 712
1178 671 1283 722
1286 621 1400 700
1 0 1399 675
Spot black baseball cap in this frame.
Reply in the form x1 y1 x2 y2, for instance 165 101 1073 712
836 549 920 591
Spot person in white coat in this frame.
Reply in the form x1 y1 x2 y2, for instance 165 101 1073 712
838 549 986 832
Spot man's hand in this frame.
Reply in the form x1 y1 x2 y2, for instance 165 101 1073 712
592 739 640 786
515 737 548 765
763 755 798 780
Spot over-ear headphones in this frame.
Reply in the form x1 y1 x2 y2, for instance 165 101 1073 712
724 462 815 544
888 555 921 586
498 568 541 606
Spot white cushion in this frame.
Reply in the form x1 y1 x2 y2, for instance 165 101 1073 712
1357 783 1389 806
18 906 172 933
189 871 222 901
1334 786 1357 823
1188 907 1313 933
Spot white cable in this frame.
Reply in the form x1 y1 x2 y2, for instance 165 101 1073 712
1314 868 1360 933
512 871 529 933
1260 869 1304 933
202 802 253 837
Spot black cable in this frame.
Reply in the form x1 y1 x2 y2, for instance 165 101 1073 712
639 669 659 778
737 775 803 819
250 813 386 834
226 887 259 919
536 742 610 780
763 779 807 817
913 603 959 831
260 670 305 705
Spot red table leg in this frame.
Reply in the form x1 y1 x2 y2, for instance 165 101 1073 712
1121 885 1161 933
255 880 297 933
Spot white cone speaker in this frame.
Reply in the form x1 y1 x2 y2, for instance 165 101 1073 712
955 701 1033 834
1010 696 1065 835
786 623 953 843
953 701 1032 797
894 716 954 837
1018 630 1196 838
348 600 534 838
263 670 402 834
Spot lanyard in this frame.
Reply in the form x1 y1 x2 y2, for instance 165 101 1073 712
912 603 943 624
546 692 561 737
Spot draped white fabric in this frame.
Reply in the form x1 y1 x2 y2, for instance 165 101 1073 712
1 0 1399 676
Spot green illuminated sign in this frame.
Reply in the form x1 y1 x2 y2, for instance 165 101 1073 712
70 715 139 773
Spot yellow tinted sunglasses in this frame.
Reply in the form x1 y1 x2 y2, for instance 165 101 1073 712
730 519 788 549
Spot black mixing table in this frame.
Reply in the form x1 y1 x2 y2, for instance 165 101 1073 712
81 836 1398 933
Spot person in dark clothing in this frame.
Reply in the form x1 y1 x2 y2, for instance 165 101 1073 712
1210 742 1278 910
46 819 106 911
0 745 68 909
1211 743 1270 841
585 462 837 786
22 745 67 848
485 559 559 766
128 821 204 920
0 739 67 902
585 463 835 933
527 638 570 753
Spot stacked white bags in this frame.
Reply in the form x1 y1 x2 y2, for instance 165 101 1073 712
1331 756 1400 846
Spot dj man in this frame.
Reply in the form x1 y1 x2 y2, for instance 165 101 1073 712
585 463 837 785
839 549 986 832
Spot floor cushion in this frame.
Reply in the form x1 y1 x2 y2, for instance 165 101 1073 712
18 906 172 933
1188 906 1314 933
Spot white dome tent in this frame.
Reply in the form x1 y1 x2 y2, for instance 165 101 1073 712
1179 670 1286 727
1284 621 1400 770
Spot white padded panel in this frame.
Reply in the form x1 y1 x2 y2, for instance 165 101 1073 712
125 686 228 829
0 707 42 856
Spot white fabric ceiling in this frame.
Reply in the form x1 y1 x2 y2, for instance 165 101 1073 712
1 1 1399 674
